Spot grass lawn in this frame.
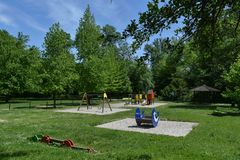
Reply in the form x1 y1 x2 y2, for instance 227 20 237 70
0 100 240 160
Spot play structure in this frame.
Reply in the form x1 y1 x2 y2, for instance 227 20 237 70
135 108 160 127
31 134 96 153
124 94 143 104
124 90 155 106
77 92 112 113
147 90 154 105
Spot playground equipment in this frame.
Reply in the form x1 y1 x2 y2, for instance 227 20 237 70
31 134 96 153
77 92 112 113
124 91 154 106
124 94 143 105
147 90 154 105
135 108 160 127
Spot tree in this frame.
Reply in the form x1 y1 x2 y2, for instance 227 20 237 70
100 47 132 93
75 5 102 60
124 0 240 50
161 78 188 101
21 46 42 94
128 60 154 93
222 57 240 109
143 38 184 96
0 30 41 102
78 55 104 92
75 5 104 93
101 24 121 46
42 23 77 108
117 40 133 61
77 46 132 94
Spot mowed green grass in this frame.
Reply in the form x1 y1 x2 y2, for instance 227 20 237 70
0 101 240 160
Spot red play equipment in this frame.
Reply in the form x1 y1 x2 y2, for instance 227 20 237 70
147 90 154 105
32 135 96 153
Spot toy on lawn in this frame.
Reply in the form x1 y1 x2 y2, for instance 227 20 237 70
31 134 96 153
77 92 112 113
135 108 160 127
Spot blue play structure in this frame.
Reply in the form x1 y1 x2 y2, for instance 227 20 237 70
135 108 160 127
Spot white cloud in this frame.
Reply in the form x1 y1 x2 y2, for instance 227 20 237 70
0 2 15 26
18 13 47 33
91 0 133 32
0 1 46 32
92 0 119 19
23 0 84 37
0 14 15 26
46 0 83 26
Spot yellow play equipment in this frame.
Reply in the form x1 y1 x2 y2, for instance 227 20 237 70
77 92 112 113
123 93 144 105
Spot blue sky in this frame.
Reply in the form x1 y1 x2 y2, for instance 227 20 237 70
0 0 178 54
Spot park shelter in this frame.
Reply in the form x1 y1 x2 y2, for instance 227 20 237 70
191 84 220 103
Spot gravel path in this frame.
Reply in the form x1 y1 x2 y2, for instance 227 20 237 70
55 107 131 115
96 118 198 137
124 102 168 108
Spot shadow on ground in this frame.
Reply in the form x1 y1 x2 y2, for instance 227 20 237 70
57 102 80 106
0 151 29 160
0 101 28 104
169 104 217 110
128 124 154 129
211 111 240 117
13 106 34 109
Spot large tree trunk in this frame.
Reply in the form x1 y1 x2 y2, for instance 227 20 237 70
53 94 56 108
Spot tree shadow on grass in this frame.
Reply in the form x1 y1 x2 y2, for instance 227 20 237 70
0 151 29 160
57 102 80 106
0 101 28 104
211 111 240 117
12 105 63 110
168 104 217 110
57 102 101 107
127 154 152 160
13 106 35 109
36 106 64 110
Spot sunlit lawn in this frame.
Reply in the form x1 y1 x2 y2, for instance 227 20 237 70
0 100 240 160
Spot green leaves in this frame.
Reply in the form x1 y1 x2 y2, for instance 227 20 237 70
100 47 132 93
124 0 240 51
75 6 132 93
75 5 102 60
0 30 41 99
42 23 77 98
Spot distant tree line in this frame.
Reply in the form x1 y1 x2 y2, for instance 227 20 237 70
0 5 153 107
124 0 240 105
1 2 240 106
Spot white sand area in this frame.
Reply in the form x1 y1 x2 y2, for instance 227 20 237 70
96 118 198 137
124 102 168 108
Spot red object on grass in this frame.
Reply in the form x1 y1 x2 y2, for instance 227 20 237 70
63 139 74 147
42 135 51 144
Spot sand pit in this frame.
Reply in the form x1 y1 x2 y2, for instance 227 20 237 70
56 107 131 115
124 102 167 108
96 118 198 137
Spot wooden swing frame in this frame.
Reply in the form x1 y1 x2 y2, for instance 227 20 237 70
77 92 112 113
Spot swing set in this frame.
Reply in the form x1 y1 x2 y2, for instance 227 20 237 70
77 92 112 113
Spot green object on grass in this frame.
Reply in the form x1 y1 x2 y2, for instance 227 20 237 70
32 134 44 142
